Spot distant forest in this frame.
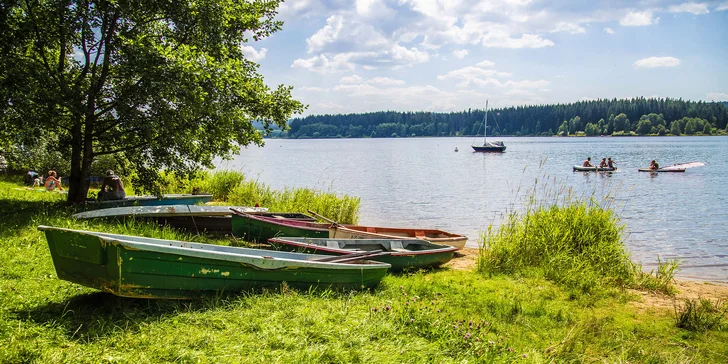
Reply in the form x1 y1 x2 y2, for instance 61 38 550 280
279 98 728 139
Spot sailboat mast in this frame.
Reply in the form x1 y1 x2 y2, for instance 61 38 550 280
484 100 488 144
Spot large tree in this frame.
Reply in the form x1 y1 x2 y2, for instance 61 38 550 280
0 0 304 203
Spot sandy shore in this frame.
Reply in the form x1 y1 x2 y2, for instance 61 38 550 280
444 247 728 309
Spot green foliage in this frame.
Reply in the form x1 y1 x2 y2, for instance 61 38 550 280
674 298 727 332
1 182 727 362
284 98 728 139
0 0 305 203
634 257 680 294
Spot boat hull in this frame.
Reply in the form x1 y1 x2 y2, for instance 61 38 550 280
89 194 213 208
269 237 457 271
638 168 685 173
39 226 390 299
329 225 467 250
472 145 506 152
231 213 330 243
573 165 616 172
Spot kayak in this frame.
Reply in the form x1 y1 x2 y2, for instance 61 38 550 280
573 165 616 172
638 168 685 173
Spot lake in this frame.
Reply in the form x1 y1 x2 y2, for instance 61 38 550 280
217 136 728 282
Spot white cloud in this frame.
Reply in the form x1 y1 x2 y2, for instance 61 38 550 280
475 60 496 68
240 46 267 62
452 49 469 59
292 54 358 73
668 2 710 15
300 86 328 92
718 2 728 11
707 92 728 101
390 44 429 63
367 77 406 86
340 75 363 84
482 32 555 48
604 27 614 34
633 56 681 68
620 11 659 26
551 22 586 34
437 66 512 81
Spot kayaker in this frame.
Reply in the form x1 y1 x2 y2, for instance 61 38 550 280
599 158 608 168
607 158 615 169
98 170 126 201
649 160 659 170
582 157 593 167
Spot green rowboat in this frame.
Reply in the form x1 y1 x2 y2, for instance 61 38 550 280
269 237 458 271
230 210 330 243
39 226 391 299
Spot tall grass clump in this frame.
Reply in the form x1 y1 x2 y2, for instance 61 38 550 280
674 298 727 332
195 170 246 201
478 198 634 294
227 181 360 224
634 257 680 295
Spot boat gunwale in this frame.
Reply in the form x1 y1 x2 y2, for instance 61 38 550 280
269 237 458 256
231 212 331 231
38 226 390 270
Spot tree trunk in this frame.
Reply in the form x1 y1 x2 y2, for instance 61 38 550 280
66 122 85 204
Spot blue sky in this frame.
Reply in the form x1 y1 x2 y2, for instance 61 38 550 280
241 0 728 116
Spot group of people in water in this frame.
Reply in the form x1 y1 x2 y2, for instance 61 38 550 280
582 157 616 169
582 157 661 170
24 169 126 200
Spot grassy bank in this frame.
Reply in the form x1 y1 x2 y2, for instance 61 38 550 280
1 180 726 362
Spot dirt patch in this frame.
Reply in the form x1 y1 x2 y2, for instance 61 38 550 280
445 246 728 308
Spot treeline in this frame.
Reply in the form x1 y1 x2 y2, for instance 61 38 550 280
281 98 728 138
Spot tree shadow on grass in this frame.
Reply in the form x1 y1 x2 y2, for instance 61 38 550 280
0 197 71 238
16 291 228 342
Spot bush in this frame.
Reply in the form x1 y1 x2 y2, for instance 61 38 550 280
674 298 727 332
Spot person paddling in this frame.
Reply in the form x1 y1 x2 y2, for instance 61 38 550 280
582 157 593 167
599 158 608 168
607 157 615 169
649 160 659 170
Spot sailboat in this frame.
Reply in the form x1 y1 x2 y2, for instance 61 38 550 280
472 100 506 153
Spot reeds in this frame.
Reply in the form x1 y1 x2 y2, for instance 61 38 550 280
674 298 727 332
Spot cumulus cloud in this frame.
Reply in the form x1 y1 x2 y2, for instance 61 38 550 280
482 32 555 48
706 92 728 101
452 49 469 59
551 22 586 34
718 2 728 11
604 27 614 34
340 75 363 84
476 60 496 68
437 66 512 81
240 46 267 62
633 56 681 68
668 2 710 15
620 11 659 26
367 77 406 86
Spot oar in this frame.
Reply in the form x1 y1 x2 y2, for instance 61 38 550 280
307 210 338 225
314 249 389 263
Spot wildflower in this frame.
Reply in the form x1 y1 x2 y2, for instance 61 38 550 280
405 301 409 305
464 332 471 339
385 305 391 311
522 354 527 358
437 309 441 313
371 307 377 312
410 318 414 323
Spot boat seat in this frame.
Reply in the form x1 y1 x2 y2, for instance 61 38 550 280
326 241 340 248
414 230 426 238
390 240 408 252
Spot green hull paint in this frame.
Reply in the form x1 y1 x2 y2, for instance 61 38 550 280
231 213 329 243
39 226 389 299
269 238 457 271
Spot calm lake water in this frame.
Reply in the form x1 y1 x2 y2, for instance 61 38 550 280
217 136 728 282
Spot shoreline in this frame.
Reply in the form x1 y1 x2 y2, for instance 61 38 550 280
446 247 728 305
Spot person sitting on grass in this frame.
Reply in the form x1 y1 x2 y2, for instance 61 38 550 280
582 157 593 167
98 170 126 201
44 170 63 191
649 160 659 170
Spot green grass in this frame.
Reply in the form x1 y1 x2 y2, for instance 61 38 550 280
675 298 727 332
1 180 727 362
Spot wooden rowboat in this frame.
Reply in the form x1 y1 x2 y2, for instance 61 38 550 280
73 205 270 233
329 224 467 250
38 226 391 299
230 210 330 243
269 237 457 271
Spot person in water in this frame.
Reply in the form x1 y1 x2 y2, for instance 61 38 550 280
599 158 608 168
98 170 126 201
582 157 593 167
607 157 615 169
44 170 63 191
649 160 659 170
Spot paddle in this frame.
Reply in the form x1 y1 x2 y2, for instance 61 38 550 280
314 249 390 263
307 210 338 225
